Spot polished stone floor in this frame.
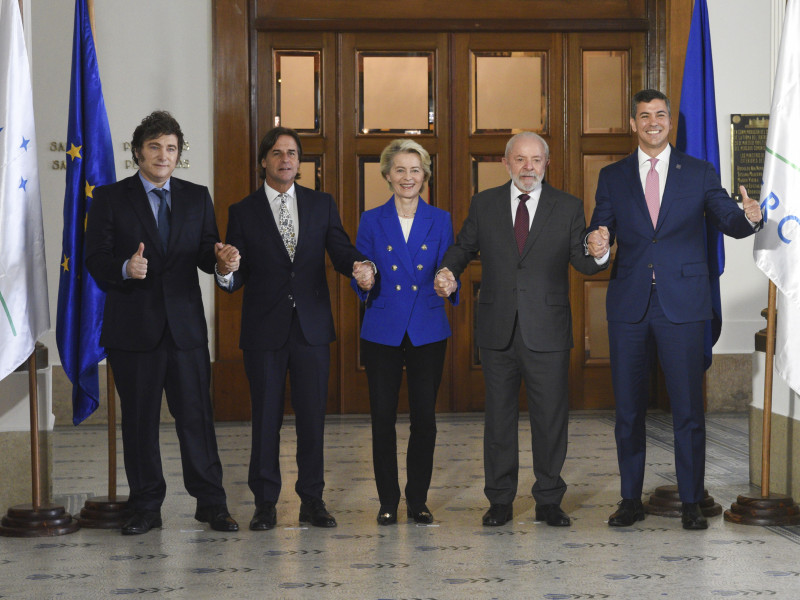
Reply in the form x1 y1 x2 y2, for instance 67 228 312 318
2 411 799 599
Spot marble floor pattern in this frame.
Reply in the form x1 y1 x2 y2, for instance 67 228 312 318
2 411 799 600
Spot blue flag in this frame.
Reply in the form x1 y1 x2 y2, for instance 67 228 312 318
675 0 722 371
56 0 116 425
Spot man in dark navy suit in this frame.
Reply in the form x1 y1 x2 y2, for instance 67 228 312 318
85 111 239 535
217 127 374 531
587 90 763 530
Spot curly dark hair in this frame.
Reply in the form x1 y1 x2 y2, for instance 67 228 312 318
257 127 303 180
131 111 184 165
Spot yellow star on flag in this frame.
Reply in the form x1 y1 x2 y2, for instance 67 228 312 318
61 254 70 272
85 181 95 198
66 143 82 161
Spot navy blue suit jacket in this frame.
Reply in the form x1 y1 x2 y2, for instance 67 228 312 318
224 184 366 350
590 147 756 325
352 197 458 347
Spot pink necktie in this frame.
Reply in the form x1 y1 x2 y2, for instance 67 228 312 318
645 157 660 227
514 194 530 255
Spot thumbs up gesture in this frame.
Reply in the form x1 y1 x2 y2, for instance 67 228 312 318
127 242 148 279
741 186 762 224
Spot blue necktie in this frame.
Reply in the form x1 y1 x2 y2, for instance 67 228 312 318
153 187 170 252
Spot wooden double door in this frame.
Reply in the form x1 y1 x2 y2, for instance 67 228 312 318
212 1 685 419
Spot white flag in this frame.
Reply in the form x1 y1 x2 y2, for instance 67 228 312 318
0 0 50 381
753 0 800 394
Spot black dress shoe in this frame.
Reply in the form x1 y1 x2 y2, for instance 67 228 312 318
249 502 277 531
195 504 239 532
407 504 434 524
377 506 398 526
299 499 337 528
681 502 709 530
608 498 645 527
121 510 162 535
535 504 571 527
482 503 512 526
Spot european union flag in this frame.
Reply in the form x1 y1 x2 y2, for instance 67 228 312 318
676 0 722 371
56 0 116 425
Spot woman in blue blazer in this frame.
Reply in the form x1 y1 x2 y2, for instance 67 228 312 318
352 139 459 525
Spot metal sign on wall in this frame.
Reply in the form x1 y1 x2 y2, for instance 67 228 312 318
730 114 769 202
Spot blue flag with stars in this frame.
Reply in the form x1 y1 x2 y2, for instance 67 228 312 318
675 0 722 371
56 0 116 425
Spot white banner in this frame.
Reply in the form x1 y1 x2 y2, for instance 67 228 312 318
754 0 800 394
0 0 50 381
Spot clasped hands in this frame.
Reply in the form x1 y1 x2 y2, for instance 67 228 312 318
353 261 375 291
215 242 240 275
434 268 457 298
586 226 610 259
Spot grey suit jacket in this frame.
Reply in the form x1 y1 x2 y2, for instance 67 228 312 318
440 181 605 351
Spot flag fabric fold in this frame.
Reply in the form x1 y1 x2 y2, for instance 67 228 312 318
754 0 800 395
676 0 723 372
56 0 116 424
0 0 50 381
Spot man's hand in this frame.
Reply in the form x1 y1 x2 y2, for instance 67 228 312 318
587 226 610 259
353 261 375 291
126 242 148 279
741 186 762 223
434 267 457 298
215 242 240 275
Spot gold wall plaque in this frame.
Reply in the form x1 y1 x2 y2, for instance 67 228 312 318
730 114 768 202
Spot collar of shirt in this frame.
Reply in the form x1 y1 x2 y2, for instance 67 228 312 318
509 181 541 228
138 172 171 215
263 181 299 233
637 145 670 199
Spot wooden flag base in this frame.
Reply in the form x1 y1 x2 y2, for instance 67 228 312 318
78 495 131 529
724 493 800 526
0 503 79 537
644 484 722 518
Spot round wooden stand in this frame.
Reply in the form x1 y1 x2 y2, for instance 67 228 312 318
644 484 722 518
0 503 80 537
724 493 800 526
78 495 131 529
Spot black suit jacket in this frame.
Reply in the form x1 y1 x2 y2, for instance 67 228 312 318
440 181 605 351
224 183 366 350
85 174 219 351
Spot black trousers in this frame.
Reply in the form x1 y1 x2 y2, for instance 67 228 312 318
243 310 330 506
108 328 226 512
362 335 447 509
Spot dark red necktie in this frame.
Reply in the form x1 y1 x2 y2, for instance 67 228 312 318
514 194 530 255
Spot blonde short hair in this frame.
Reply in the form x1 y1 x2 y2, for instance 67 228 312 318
379 139 432 191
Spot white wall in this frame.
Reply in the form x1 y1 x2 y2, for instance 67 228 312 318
30 0 215 362
24 0 775 364
707 0 773 353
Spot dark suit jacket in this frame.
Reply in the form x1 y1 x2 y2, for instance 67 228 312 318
440 181 604 351
85 174 218 351
224 183 366 350
352 197 458 347
590 147 756 325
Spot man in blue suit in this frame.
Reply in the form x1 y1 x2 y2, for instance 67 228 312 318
216 127 374 531
587 89 763 530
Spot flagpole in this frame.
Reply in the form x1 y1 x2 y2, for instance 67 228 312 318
724 281 800 525
73 0 130 527
760 282 777 495
28 351 42 509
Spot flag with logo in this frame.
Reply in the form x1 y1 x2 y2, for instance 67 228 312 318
676 0 722 371
56 0 116 424
0 0 50 381
753 0 800 394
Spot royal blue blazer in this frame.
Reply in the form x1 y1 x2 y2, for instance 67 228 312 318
352 197 459 347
